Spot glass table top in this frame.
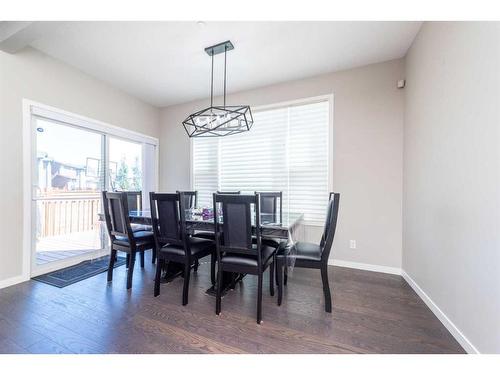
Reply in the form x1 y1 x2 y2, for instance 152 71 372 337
129 209 304 228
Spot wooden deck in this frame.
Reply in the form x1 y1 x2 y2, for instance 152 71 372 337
36 250 96 265
0 253 465 354
36 230 102 265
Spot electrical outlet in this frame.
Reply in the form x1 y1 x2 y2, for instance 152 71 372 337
349 240 356 249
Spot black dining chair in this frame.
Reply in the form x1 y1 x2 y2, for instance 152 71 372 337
124 191 142 211
276 193 340 312
213 193 277 324
151 192 216 305
256 191 283 225
102 191 155 290
255 191 283 249
175 190 216 244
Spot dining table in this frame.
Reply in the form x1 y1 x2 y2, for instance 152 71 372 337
108 208 305 296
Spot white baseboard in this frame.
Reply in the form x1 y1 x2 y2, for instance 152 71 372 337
329 258 401 275
328 260 478 353
0 274 29 290
401 270 479 354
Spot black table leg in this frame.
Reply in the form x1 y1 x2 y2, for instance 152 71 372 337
160 261 188 283
277 257 284 305
205 271 245 297
160 259 245 295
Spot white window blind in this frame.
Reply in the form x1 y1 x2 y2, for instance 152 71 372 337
192 137 219 207
192 99 330 223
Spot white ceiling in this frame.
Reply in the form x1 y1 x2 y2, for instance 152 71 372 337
23 21 421 107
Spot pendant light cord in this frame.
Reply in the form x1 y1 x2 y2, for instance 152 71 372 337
210 51 214 108
223 45 227 108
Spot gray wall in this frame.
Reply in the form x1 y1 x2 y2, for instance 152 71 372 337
0 47 160 283
403 22 500 353
160 59 405 269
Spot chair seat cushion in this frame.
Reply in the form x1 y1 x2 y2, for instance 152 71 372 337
292 241 322 261
131 223 152 232
221 245 275 268
114 230 154 247
159 237 214 258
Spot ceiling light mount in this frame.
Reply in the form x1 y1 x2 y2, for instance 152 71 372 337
182 40 253 138
204 40 234 56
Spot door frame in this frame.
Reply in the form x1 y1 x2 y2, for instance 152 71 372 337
22 99 159 278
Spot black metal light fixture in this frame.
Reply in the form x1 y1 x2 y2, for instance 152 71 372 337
182 40 253 137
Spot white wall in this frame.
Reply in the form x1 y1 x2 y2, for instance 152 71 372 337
0 47 160 284
160 59 405 270
403 22 500 353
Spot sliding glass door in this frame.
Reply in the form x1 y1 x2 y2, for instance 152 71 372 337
30 107 158 274
33 117 105 267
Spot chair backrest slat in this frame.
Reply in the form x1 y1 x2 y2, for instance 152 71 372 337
150 192 184 246
321 192 336 247
223 201 252 249
320 193 340 262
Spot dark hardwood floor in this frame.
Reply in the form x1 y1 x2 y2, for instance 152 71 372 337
0 253 465 354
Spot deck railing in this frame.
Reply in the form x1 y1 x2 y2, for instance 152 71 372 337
37 192 101 237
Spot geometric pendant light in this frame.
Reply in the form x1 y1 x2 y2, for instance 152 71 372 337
182 40 253 137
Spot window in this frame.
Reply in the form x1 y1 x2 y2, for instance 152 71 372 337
192 98 330 223
109 137 143 192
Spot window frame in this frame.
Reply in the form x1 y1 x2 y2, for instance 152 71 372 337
189 94 334 226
